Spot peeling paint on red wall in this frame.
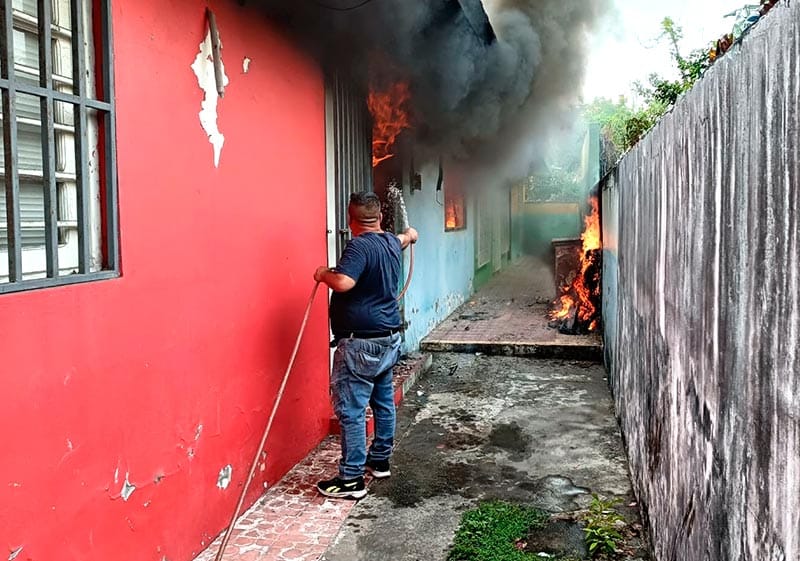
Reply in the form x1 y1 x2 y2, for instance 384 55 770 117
0 2 330 560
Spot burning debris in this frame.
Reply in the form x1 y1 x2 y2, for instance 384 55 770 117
549 197 602 334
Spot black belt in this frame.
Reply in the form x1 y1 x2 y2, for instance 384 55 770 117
332 329 401 344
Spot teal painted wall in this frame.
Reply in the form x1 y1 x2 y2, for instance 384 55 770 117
400 163 475 351
519 206 582 258
511 124 601 260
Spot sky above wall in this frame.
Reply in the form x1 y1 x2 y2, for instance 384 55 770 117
582 0 751 103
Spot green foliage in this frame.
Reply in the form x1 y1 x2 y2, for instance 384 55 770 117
583 494 625 558
622 97 670 149
525 169 583 203
582 95 667 160
587 15 718 156
657 17 710 85
678 48 711 85
447 500 548 561
583 97 633 156
642 18 711 108
593 4 771 155
659 17 684 71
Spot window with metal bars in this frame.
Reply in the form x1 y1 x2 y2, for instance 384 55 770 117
0 0 117 293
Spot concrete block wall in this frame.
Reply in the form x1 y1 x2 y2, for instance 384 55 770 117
601 2 800 559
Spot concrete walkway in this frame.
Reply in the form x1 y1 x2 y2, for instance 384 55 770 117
320 354 643 561
422 255 602 360
321 258 646 561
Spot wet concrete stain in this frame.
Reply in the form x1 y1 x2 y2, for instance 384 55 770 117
383 355 627 507
525 519 588 558
488 422 531 453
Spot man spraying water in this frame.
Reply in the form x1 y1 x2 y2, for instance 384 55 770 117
313 191 418 499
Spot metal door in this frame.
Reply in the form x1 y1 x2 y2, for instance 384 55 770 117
325 72 372 261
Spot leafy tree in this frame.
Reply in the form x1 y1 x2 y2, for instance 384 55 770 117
593 16 714 155
592 4 772 155
582 97 634 164
659 18 710 92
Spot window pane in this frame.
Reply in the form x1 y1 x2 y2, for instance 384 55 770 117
11 27 39 88
12 0 38 17
0 181 46 250
12 28 38 70
57 181 78 268
53 34 73 88
11 8 76 91
0 107 45 172
55 99 74 127
53 0 72 31
14 88 40 121
53 0 76 94
16 94 45 172
16 124 43 171
54 100 75 175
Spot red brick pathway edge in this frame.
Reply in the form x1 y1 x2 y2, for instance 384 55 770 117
193 353 431 561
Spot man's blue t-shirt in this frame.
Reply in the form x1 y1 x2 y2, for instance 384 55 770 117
330 232 402 337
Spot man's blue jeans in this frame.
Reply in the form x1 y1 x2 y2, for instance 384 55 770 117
331 333 402 479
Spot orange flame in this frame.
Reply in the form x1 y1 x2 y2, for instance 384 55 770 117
549 197 602 331
445 199 459 229
550 293 574 320
368 82 411 168
581 197 601 254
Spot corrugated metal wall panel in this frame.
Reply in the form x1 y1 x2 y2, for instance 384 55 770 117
603 2 800 559
329 72 372 258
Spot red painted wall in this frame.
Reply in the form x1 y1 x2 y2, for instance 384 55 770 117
0 2 331 560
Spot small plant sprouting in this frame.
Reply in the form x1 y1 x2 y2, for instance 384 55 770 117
583 494 625 558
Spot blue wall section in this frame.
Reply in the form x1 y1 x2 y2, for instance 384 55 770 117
400 163 475 351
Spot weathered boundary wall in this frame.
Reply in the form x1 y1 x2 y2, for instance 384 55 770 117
601 2 799 560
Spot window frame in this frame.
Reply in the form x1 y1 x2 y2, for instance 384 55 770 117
0 0 118 294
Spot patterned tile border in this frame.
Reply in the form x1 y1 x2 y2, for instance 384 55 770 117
194 354 431 561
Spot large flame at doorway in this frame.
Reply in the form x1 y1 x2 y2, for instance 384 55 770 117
368 81 411 168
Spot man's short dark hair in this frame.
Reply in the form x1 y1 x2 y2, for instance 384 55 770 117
349 191 380 207
349 191 381 224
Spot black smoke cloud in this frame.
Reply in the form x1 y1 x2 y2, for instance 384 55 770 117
258 0 609 178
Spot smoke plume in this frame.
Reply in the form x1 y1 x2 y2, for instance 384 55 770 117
260 0 609 181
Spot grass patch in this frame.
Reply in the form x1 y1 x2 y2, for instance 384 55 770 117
447 500 549 561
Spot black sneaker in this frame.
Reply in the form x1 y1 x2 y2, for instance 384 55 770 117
316 476 367 499
365 459 391 479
